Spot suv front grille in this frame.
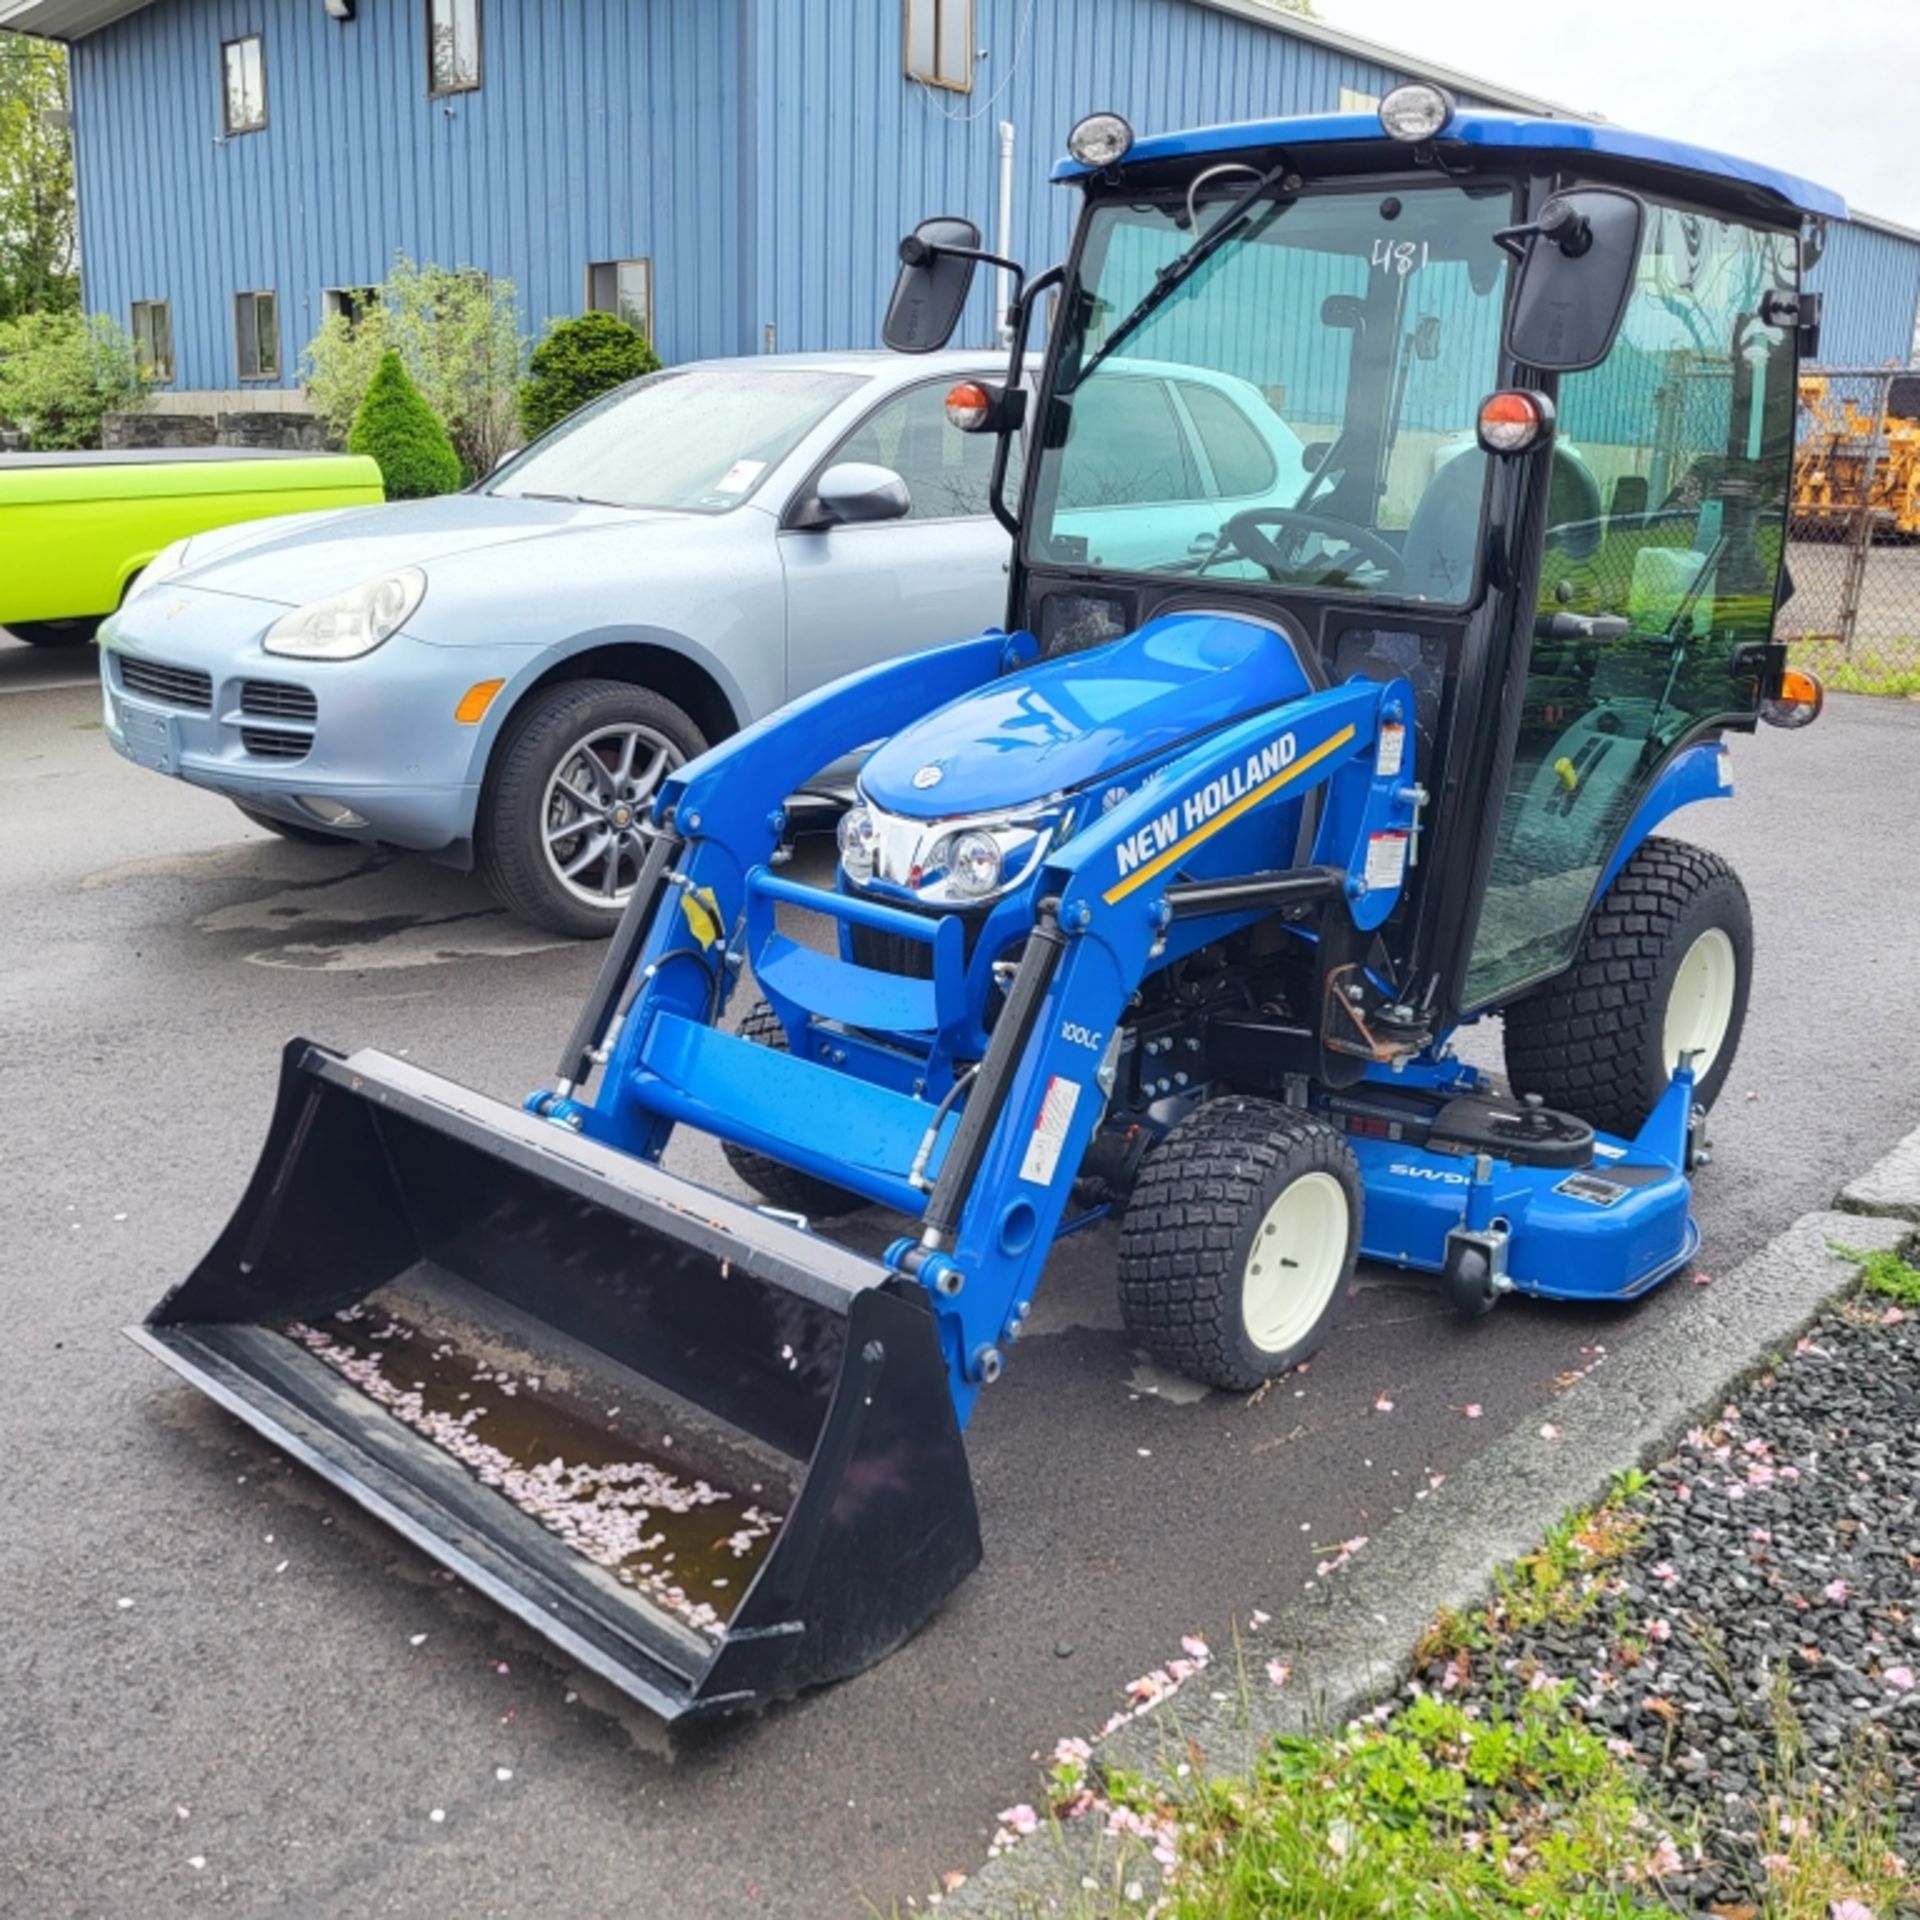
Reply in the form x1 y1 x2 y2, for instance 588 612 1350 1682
120 657 212 711
240 679 317 722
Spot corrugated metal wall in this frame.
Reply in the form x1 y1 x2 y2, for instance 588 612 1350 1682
70 0 742 389
1804 217 1920 367
65 0 1920 395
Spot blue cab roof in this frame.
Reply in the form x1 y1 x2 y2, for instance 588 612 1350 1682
1052 109 1847 222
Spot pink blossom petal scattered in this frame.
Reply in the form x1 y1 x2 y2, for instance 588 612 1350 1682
1651 1562 1679 1586
1248 1609 1271 1629
1830 1902 1876 1920
428 1809 446 1824
941 1870 968 1893
1266 1657 1291 1689
1463 1403 1482 1419
1647 1619 1672 1643
187 1856 207 1872
1884 1665 1915 1692
1693 1270 1712 1287
1374 1394 1394 1413
1824 1580 1853 1603
997 1803 1039 1836
1181 1634 1210 1665
494 1767 513 1783
1648 1835 1684 1877
1539 1423 1562 1441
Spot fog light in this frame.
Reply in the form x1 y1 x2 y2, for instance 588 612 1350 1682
947 830 1004 899
1068 112 1134 169
1378 83 1455 142
301 796 366 828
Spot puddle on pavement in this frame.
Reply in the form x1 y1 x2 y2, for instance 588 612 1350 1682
284 1303 784 1637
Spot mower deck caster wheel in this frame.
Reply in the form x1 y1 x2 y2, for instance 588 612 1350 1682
1442 1239 1504 1318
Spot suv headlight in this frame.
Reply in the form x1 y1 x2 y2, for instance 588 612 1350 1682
125 537 193 603
263 567 427 660
841 797 1072 908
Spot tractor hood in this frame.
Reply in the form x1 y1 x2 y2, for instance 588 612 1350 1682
860 611 1318 819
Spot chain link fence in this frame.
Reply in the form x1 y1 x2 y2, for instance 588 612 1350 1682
1783 366 1920 690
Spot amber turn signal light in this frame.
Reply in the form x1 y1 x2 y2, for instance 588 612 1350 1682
945 381 995 431
1760 665 1823 730
455 678 506 725
1477 389 1555 455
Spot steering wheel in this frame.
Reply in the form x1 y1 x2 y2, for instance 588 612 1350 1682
1214 506 1405 589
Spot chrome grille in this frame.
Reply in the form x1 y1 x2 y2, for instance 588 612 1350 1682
241 728 312 762
120 656 212 711
240 680 317 722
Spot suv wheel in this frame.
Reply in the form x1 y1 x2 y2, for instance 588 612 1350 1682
478 679 706 937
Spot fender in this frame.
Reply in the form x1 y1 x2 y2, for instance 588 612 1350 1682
1594 738 1731 899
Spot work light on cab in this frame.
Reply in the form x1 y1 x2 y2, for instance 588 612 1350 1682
945 382 994 432
1378 83 1456 142
1068 112 1134 169
1477 389 1555 455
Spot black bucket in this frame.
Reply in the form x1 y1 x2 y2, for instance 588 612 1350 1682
128 1040 981 1720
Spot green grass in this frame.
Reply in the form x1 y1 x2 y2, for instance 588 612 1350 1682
1786 639 1920 697
1832 1240 1920 1305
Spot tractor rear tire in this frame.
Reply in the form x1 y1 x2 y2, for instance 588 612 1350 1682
719 1002 865 1221
1503 836 1752 1139
1117 1099 1360 1392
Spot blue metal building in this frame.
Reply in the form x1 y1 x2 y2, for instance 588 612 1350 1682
8 0 1919 404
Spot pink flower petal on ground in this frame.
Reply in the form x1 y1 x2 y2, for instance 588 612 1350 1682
1648 1836 1684 1877
1652 1562 1679 1586
1829 1902 1876 1920
1539 1423 1562 1441
996 1803 1039 1836
1248 1609 1271 1629
1884 1666 1915 1692
1463 1404 1482 1419
1647 1619 1672 1643
1266 1658 1291 1689
1693 1270 1712 1286
1824 1580 1852 1602
1374 1394 1394 1413
941 1870 968 1893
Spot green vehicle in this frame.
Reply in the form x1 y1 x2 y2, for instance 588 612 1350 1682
0 448 384 647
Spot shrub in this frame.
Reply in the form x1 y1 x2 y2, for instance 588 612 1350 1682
519 310 661 440
346 348 462 499
0 310 148 449
304 256 525 479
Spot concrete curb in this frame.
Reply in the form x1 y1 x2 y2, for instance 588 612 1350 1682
945 1140 1920 1915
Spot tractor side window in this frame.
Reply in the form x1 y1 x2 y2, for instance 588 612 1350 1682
1053 376 1198 510
1464 204 1799 1007
826 378 1023 521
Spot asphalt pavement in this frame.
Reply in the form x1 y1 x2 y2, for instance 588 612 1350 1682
3 630 1917 1919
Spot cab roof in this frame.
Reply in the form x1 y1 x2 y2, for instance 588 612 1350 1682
1052 108 1847 222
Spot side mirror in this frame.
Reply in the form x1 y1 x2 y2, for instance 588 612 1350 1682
883 218 982 354
1320 293 1364 331
803 462 911 529
1500 188 1645 374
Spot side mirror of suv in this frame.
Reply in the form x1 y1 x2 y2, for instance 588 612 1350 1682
795 462 912 531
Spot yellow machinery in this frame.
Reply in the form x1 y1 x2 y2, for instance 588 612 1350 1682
1793 371 1920 537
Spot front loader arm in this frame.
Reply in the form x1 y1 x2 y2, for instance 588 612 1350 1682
913 675 1419 1418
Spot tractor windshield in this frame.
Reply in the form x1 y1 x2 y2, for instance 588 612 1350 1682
1028 180 1515 603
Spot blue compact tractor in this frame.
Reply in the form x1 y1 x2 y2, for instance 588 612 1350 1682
135 92 1835 1718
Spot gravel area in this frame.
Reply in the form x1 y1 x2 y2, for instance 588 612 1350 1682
1412 1290 1920 1913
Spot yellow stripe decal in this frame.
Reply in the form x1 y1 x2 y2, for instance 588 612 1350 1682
1102 724 1359 906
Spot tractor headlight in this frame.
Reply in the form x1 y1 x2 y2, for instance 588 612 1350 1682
263 567 427 661
840 797 1072 908
837 803 878 881
946 830 1004 900
1378 83 1456 142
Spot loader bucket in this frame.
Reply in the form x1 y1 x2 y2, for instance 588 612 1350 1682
128 1040 981 1721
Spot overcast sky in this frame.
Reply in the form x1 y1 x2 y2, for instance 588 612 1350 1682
1315 0 1920 229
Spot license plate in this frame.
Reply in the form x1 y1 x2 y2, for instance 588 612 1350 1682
116 697 178 774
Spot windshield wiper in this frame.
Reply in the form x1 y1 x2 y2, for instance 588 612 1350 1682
1074 163 1294 386
508 490 631 509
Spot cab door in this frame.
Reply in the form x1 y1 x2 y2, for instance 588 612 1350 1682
1463 200 1798 1008
777 373 1019 698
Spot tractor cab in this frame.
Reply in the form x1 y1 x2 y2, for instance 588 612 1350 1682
887 87 1834 1041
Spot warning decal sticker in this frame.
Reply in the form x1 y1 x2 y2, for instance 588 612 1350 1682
1364 831 1408 893
1019 1075 1082 1186
1377 721 1406 780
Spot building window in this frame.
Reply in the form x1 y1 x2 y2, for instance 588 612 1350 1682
130 301 173 383
324 286 379 330
904 0 971 92
427 0 482 95
222 35 267 135
236 290 280 381
586 260 653 339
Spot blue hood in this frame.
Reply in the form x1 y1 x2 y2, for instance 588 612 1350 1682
862 612 1316 818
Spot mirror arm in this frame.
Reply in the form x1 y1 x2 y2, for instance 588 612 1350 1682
986 263 1065 540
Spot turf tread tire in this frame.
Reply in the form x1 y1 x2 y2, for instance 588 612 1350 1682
1502 835 1751 1138
1117 1099 1359 1392
477 678 705 938
719 1002 865 1220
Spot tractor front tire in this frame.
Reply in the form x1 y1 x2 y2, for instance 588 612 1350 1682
1503 836 1752 1139
719 1002 865 1221
1117 1099 1360 1392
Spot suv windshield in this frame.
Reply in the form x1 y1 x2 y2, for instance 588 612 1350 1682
488 366 864 513
1028 181 1514 603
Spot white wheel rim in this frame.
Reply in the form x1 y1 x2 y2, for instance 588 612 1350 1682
1242 1171 1349 1356
1663 927 1737 1078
